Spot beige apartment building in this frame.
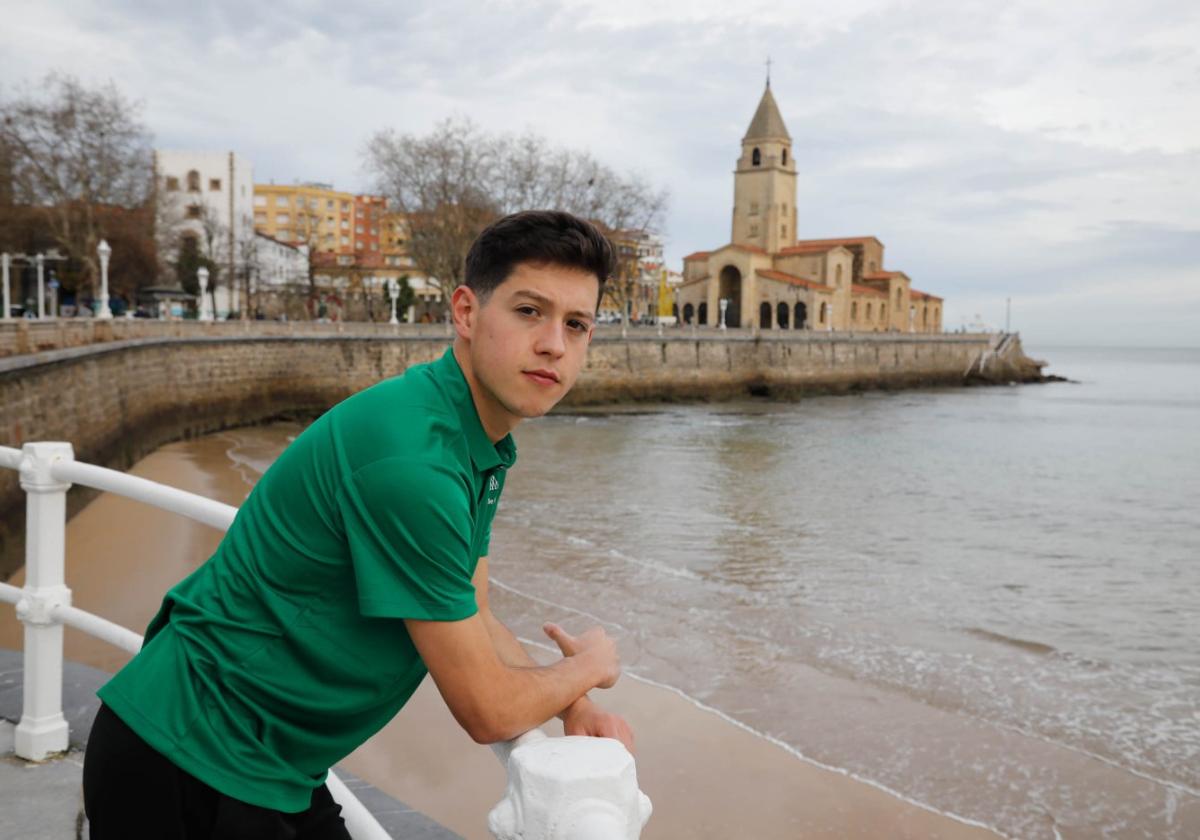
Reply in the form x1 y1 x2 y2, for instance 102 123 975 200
677 84 943 333
252 183 441 320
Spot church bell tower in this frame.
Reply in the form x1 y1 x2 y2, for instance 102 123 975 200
732 82 797 254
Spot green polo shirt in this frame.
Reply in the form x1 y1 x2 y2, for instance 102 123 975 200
98 347 516 812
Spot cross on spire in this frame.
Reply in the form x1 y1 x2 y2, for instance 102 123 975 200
765 55 772 87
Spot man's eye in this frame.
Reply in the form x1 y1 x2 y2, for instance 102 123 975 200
516 306 538 317
567 320 589 333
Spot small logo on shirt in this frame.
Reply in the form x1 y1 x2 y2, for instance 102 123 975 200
488 475 500 492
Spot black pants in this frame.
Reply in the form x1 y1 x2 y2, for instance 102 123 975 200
83 703 351 840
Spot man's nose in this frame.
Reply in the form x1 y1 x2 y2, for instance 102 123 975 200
534 321 566 358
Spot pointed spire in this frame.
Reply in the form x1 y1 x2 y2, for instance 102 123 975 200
743 83 790 141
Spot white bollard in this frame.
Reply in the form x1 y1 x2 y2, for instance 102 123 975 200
14 442 75 761
488 735 652 840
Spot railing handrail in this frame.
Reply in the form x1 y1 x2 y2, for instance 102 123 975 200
0 441 651 839
2 445 236 531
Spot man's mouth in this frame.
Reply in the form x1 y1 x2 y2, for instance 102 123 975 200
523 369 560 386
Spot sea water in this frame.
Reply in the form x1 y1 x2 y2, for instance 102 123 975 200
482 345 1199 838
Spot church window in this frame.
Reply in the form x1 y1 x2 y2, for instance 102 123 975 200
835 264 843 287
895 288 902 307
186 170 201 192
698 302 708 325
782 148 788 165
881 303 887 320
781 224 786 237
165 176 180 191
781 204 787 216
750 202 759 216
750 224 759 237
820 302 828 324
866 302 873 321
209 178 221 191
869 261 877 272
851 302 858 321
752 147 761 166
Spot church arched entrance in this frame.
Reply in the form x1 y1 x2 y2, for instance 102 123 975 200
718 265 742 327
777 302 789 329
683 302 694 324
697 301 708 325
794 302 807 329
759 301 772 328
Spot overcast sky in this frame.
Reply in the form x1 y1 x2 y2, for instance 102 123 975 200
2 0 1197 346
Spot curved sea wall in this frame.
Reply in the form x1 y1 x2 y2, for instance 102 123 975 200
0 324 1043 576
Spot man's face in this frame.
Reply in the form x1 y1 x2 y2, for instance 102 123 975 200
456 261 598 438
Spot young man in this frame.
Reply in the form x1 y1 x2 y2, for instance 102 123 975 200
83 210 633 839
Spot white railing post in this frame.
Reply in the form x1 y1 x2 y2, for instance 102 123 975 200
488 733 652 840
14 441 75 760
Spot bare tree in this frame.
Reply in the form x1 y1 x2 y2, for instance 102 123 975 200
0 73 153 299
363 118 667 313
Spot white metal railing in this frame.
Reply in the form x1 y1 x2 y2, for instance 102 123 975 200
0 441 651 839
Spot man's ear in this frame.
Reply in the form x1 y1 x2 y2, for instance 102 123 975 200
450 285 478 340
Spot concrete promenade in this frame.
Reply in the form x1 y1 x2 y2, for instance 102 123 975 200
0 650 461 839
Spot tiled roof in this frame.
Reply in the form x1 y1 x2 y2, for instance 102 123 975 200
729 243 769 255
778 244 834 255
862 270 906 280
792 236 883 249
851 284 887 297
757 269 830 292
909 289 942 301
683 243 769 260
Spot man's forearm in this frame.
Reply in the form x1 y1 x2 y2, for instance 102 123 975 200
481 609 594 720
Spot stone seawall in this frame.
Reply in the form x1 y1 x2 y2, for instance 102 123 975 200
0 329 1041 576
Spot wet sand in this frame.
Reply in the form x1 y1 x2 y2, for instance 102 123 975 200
0 429 999 839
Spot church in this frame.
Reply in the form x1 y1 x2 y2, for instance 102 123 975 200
676 83 943 333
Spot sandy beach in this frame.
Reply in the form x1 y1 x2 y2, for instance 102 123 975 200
0 430 999 839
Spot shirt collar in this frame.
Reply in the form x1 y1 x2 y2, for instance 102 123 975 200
433 347 517 472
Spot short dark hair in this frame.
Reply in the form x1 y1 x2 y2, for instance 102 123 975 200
464 210 615 308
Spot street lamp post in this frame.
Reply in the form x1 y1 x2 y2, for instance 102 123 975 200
1 253 11 321
96 239 113 319
387 278 400 325
197 266 211 321
36 254 45 319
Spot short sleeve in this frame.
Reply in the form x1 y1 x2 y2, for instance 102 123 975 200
336 457 479 621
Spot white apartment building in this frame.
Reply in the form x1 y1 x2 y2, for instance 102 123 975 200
253 232 309 289
155 150 255 317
